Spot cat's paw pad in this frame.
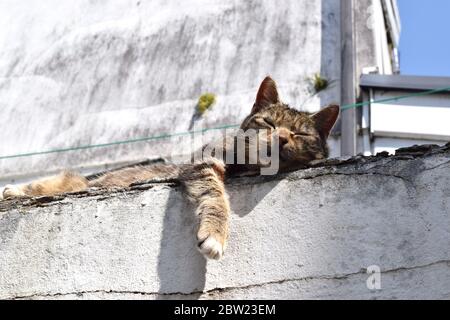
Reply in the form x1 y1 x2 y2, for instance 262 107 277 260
2 185 26 199
197 233 226 260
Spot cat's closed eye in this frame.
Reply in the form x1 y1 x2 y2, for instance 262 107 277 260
263 117 276 129
294 132 312 137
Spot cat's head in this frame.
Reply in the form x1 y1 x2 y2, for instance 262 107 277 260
240 77 339 167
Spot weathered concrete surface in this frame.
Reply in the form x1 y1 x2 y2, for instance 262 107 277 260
1 144 449 300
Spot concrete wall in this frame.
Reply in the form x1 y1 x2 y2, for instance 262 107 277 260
1 144 449 300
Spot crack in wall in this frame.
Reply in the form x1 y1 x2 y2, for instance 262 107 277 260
422 160 450 173
289 171 412 184
6 259 450 300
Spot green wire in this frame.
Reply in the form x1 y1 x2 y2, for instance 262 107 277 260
1 85 449 160
0 124 239 160
341 85 450 110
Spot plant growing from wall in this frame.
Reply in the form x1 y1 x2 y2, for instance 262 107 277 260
312 73 329 93
197 93 216 115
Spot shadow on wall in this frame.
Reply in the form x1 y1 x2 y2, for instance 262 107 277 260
228 176 283 218
157 187 206 298
156 177 281 298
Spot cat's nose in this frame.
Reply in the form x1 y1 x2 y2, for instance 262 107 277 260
279 135 289 146
276 128 292 146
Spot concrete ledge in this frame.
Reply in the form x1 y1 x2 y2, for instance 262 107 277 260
1 144 450 299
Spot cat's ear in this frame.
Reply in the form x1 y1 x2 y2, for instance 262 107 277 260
311 104 340 139
251 76 280 114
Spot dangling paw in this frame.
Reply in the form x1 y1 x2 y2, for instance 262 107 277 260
197 229 227 260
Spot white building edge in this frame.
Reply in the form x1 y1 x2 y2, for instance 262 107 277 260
339 0 450 156
360 74 450 155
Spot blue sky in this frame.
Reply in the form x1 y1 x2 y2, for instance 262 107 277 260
398 0 450 77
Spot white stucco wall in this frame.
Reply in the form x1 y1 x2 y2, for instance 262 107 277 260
0 0 342 181
0 0 402 187
1 144 449 300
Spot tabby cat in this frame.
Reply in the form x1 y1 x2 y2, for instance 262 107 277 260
2 77 339 260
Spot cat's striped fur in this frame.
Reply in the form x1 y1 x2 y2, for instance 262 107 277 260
2 77 339 260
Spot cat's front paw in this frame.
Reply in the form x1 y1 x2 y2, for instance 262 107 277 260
2 185 26 199
197 230 227 260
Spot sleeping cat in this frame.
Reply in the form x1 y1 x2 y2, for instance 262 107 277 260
2 77 339 260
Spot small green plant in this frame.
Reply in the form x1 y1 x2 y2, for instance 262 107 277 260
312 73 329 93
197 93 216 115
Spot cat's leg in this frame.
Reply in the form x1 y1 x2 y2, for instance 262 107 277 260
2 171 88 199
181 158 230 260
